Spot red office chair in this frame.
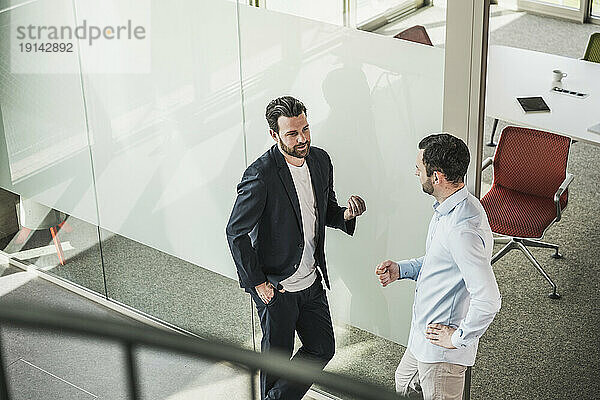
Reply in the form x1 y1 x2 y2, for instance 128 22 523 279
394 25 433 46
480 126 573 299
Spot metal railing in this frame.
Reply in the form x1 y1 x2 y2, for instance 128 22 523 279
0 305 402 400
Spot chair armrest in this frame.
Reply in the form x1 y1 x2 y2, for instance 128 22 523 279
482 157 493 171
554 173 574 222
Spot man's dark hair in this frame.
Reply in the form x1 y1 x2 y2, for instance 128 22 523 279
265 96 307 133
418 133 470 184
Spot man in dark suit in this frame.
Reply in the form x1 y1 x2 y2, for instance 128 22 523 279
226 96 366 400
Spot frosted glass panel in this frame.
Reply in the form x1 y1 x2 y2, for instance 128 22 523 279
238 5 444 346
81 0 245 280
0 0 98 226
77 0 253 345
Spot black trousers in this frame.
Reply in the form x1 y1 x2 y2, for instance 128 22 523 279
249 278 335 400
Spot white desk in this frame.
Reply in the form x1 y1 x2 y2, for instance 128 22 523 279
486 45 600 146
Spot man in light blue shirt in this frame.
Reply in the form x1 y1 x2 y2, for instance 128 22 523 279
376 133 501 399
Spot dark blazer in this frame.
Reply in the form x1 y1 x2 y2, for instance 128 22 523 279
226 145 355 291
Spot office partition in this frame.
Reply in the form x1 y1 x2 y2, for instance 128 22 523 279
0 0 445 388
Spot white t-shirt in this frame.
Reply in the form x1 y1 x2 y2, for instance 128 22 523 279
280 160 318 292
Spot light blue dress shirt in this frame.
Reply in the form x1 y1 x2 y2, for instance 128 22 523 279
399 186 501 366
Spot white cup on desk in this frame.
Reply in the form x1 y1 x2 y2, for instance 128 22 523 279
551 69 567 89
553 69 567 82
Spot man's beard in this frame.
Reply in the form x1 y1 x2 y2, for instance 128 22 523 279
422 177 434 195
279 137 310 158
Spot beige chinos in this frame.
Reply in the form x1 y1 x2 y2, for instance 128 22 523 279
395 349 467 400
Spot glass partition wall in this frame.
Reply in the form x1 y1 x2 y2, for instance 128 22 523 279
0 0 445 395
0 1 105 294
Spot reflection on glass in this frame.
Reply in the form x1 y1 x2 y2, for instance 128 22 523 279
593 0 600 16
357 0 416 25
0 189 106 294
263 0 344 25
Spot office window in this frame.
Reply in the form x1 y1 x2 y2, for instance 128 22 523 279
357 0 422 26
527 0 580 8
263 0 344 26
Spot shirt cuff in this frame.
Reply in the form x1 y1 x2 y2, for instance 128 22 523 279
397 261 414 280
344 213 357 236
451 327 468 349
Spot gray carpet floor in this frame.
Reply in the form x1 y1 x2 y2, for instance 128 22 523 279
1 4 599 400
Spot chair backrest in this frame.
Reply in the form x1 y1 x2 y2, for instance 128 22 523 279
394 25 433 46
583 32 600 63
493 127 570 200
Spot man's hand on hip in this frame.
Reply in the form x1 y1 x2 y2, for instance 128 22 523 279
375 260 399 287
425 323 457 349
255 281 285 304
255 281 275 304
344 195 366 220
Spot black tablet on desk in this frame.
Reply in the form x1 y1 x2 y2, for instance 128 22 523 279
517 96 551 113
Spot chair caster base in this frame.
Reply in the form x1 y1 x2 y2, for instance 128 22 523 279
486 141 497 147
548 292 561 299
551 252 562 259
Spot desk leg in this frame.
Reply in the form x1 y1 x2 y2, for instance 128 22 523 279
50 226 65 266
486 118 499 147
